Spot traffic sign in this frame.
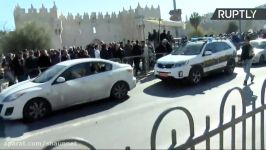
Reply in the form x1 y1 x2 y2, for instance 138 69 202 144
169 9 182 21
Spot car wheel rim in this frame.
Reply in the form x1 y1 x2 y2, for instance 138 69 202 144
114 84 127 99
28 102 47 119
192 71 201 83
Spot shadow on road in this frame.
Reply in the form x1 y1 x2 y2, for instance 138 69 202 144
0 97 127 138
137 72 155 84
143 72 237 98
242 83 258 106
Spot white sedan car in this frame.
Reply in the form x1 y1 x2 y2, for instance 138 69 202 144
237 39 266 64
0 58 136 121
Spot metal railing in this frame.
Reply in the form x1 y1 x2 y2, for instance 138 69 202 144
151 79 266 150
39 79 266 149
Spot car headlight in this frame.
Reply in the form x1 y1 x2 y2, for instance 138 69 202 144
2 92 25 103
173 61 188 68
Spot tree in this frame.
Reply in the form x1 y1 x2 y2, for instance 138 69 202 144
189 27 204 38
0 30 7 53
189 12 202 31
1 22 51 54
226 22 238 34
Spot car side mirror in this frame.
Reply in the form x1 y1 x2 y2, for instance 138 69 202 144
204 51 212 56
56 77 66 83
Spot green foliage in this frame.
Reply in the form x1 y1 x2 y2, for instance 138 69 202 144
226 22 238 34
0 31 7 54
1 22 51 54
204 28 219 36
189 27 204 38
189 12 202 31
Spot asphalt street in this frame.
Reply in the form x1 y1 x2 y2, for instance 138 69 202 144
0 64 265 149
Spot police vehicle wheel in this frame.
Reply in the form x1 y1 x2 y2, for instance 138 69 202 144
188 67 202 85
225 60 235 74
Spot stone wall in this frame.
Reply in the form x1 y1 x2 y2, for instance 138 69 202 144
14 3 183 49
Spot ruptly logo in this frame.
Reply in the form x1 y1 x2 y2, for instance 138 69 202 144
211 8 266 20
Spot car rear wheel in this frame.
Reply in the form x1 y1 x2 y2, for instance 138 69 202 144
111 81 129 100
23 98 51 121
225 59 236 74
188 67 202 85
259 55 265 64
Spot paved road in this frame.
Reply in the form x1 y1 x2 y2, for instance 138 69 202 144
0 65 265 149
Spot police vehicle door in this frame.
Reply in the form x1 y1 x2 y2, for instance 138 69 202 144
202 42 219 72
216 42 233 68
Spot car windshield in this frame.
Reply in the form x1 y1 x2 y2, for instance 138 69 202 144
32 65 66 83
172 43 204 55
250 41 266 49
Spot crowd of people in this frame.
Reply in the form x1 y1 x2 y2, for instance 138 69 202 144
0 37 174 86
0 28 265 87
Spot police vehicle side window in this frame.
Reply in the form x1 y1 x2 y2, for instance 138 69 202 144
204 43 218 53
216 42 231 52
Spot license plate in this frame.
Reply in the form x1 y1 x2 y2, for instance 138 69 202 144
159 72 168 77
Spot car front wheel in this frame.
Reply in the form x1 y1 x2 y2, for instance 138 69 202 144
188 67 202 85
111 81 129 100
23 98 51 121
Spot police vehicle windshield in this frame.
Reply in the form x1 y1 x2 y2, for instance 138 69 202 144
172 42 204 55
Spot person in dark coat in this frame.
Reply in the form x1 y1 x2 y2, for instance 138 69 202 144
123 40 133 65
100 44 112 59
112 43 124 61
79 49 90 58
61 49 70 61
87 44 95 58
132 40 142 75
241 36 255 86
155 39 169 59
160 30 167 42
12 52 27 82
25 50 40 78
50 50 61 65
38 50 52 72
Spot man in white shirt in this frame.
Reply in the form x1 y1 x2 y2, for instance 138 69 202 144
94 45 100 58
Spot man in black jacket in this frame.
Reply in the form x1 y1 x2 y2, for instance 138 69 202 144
132 41 142 75
38 50 52 72
25 50 39 78
241 36 255 86
12 52 27 82
100 44 112 59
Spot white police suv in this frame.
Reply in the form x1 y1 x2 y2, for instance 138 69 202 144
154 39 237 84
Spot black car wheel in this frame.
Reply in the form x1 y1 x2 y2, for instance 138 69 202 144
111 81 129 100
225 59 236 74
188 67 202 85
23 98 51 121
